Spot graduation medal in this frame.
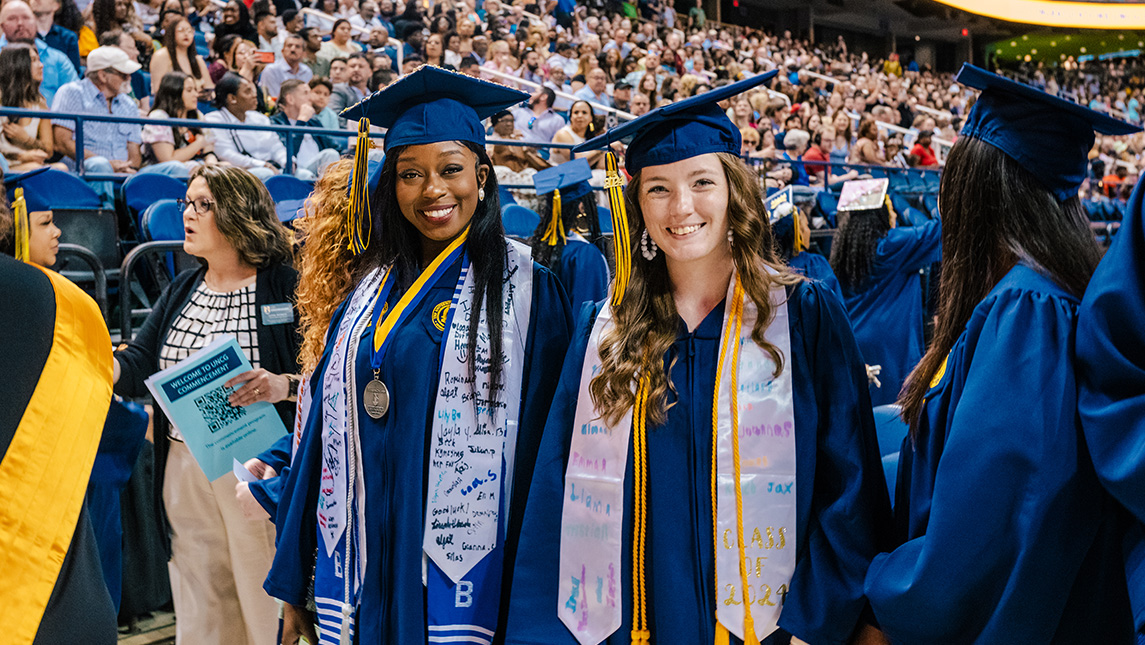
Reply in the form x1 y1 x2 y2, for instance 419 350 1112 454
364 229 471 420
363 375 390 419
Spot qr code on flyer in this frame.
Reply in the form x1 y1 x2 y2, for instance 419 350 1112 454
194 385 247 432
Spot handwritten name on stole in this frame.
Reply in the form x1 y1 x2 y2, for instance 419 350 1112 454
557 275 797 644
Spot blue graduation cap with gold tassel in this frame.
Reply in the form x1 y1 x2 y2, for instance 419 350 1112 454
339 65 529 255
532 158 593 246
572 69 780 307
5 167 51 263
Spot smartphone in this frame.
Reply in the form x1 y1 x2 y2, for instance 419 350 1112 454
256 50 276 64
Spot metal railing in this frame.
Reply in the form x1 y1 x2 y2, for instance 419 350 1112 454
118 240 186 339
57 243 109 322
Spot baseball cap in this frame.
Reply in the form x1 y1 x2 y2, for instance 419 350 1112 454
86 46 142 75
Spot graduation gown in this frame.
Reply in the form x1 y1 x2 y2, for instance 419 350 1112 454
788 251 844 307
842 219 942 406
865 264 1133 643
555 237 610 311
1077 183 1145 633
504 280 893 645
266 253 573 644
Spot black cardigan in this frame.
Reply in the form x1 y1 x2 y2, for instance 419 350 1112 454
114 263 301 556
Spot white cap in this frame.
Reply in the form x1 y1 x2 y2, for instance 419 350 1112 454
86 46 142 75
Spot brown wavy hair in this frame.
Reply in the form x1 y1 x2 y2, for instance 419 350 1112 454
293 159 358 374
189 165 292 269
589 153 802 427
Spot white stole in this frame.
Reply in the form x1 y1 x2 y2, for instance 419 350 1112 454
557 274 797 644
422 239 534 583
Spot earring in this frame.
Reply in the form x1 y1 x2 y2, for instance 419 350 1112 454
478 187 486 201
641 228 658 261
727 229 735 246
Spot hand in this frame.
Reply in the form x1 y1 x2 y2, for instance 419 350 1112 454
19 149 49 163
235 481 270 519
110 159 137 173
298 102 315 122
244 457 278 480
281 603 319 645
199 138 214 154
2 121 29 145
225 368 290 406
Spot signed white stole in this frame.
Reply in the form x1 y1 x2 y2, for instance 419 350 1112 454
557 273 797 644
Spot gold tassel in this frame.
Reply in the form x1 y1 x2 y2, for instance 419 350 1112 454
604 152 630 308
542 188 566 246
13 187 30 263
884 195 898 229
792 207 804 255
347 118 374 255
714 622 730 645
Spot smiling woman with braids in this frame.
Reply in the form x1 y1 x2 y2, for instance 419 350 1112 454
864 64 1137 643
266 67 572 645
506 72 891 645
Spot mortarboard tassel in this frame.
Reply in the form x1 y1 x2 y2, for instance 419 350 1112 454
13 188 30 263
604 152 630 308
541 188 566 246
884 195 898 229
792 207 804 255
347 118 374 255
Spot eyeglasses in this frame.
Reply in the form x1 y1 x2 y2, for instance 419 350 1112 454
178 197 215 216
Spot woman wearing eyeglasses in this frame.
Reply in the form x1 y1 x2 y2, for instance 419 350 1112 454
111 165 300 645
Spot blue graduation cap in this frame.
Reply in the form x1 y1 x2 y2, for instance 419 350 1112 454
956 63 1141 201
533 159 593 201
572 70 778 175
340 65 529 154
4 166 52 212
532 159 593 246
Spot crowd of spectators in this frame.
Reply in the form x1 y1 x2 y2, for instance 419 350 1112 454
0 0 1139 203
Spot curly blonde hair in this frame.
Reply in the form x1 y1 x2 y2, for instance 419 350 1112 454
294 159 359 375
589 153 802 427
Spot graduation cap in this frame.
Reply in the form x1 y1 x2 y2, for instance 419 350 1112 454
765 187 804 255
340 65 529 154
4 166 52 213
341 66 529 254
955 63 1142 202
837 178 890 212
532 159 593 246
571 69 779 175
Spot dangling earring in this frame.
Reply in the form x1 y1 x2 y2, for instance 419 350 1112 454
478 187 486 201
641 228 658 260
727 228 735 246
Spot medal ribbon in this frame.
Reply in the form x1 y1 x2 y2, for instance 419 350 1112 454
369 228 470 370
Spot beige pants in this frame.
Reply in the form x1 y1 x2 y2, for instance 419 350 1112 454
164 441 279 645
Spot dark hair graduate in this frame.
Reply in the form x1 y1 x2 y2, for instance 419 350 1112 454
528 191 602 275
365 140 508 390
899 136 1101 428
829 203 893 291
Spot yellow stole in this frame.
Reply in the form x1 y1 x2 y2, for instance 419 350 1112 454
0 266 112 644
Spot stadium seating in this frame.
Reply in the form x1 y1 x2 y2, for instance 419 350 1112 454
141 199 186 242
120 173 187 236
502 204 540 239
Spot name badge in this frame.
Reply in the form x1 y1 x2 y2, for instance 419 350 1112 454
261 303 294 326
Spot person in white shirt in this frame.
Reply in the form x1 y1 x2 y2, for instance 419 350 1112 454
348 0 382 43
255 10 283 60
204 73 285 180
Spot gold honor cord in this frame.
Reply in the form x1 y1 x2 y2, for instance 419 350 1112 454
542 188 567 246
13 188 30 263
604 152 631 307
347 118 374 255
711 278 761 645
631 370 652 645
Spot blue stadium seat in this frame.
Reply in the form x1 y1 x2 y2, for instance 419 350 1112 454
888 170 910 193
502 204 539 238
120 173 186 233
598 204 613 234
922 171 941 193
815 191 838 227
141 199 186 241
873 404 909 457
264 174 314 203
8 168 100 210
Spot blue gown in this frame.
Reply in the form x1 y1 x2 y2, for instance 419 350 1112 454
842 219 942 406
504 281 893 645
1077 184 1145 634
788 251 844 306
265 253 573 644
555 237 610 311
864 264 1133 643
